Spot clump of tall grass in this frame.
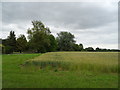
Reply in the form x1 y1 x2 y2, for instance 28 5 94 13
69 63 118 73
23 60 70 71
22 52 118 73
22 60 118 73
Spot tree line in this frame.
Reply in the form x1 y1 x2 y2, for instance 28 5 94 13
1 20 120 54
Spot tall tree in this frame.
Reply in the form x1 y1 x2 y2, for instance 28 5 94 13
46 35 57 52
7 31 17 51
85 47 94 51
16 34 27 53
96 47 101 51
73 44 80 51
2 31 16 53
79 43 83 51
56 32 76 51
72 43 84 51
27 20 51 53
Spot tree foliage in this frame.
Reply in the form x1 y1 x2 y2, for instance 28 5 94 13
85 47 94 51
2 20 119 54
2 31 17 54
46 35 57 52
7 31 17 51
16 34 27 53
57 32 75 51
79 44 83 51
27 20 56 53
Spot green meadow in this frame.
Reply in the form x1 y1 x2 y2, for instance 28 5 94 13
2 52 118 88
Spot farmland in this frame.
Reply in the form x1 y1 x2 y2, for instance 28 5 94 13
2 52 118 88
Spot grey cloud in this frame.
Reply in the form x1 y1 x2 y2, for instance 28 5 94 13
1 2 118 49
2 2 117 29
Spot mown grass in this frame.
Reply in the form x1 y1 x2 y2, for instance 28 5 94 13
2 52 119 88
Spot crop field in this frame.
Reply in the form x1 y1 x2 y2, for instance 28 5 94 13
2 52 119 88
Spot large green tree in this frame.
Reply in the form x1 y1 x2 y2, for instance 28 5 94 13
79 43 83 51
2 31 17 53
85 47 94 51
16 34 27 53
56 32 75 51
7 31 17 51
27 20 56 53
72 44 80 51
46 35 57 52
72 43 84 51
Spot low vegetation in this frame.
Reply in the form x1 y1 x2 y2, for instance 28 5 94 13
23 52 118 73
2 52 118 88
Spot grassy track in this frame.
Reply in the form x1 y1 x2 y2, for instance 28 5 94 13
2 52 118 88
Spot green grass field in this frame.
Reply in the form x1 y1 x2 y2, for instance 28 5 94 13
2 52 118 88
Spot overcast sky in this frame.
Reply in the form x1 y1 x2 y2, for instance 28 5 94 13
1 1 119 49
